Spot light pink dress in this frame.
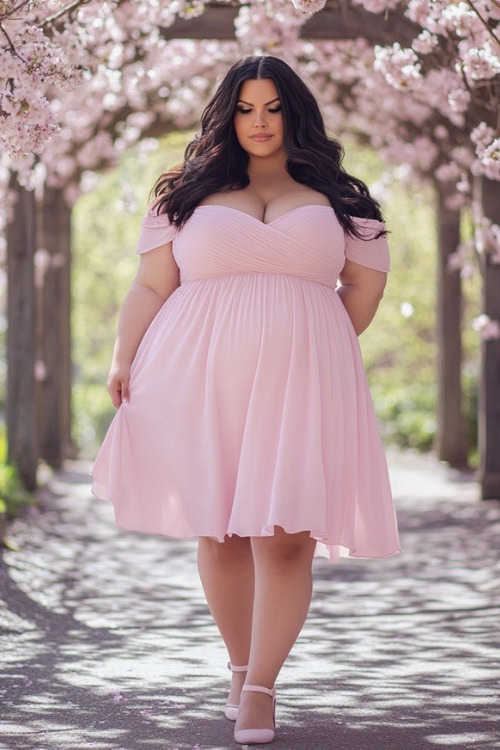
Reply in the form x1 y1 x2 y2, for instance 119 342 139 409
90 203 401 564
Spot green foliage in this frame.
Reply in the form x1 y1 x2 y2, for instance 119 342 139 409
71 381 117 459
0 423 35 524
371 381 437 450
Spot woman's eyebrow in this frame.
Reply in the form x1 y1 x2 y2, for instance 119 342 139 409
237 97 280 105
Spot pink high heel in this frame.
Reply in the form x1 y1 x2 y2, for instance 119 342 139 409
225 660 248 720
234 684 280 745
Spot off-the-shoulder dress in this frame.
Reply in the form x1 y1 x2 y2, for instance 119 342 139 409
90 203 401 564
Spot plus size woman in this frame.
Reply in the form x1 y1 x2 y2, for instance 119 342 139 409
90 55 401 745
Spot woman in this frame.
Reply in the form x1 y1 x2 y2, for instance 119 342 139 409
91 54 401 745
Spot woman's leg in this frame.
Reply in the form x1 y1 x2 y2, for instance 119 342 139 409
197 534 255 705
234 526 317 732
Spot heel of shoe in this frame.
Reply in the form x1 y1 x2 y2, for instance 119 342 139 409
225 661 249 721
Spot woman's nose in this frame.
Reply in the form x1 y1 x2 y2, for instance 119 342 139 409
253 111 267 126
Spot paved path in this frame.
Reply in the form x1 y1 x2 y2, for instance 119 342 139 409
1 446 499 750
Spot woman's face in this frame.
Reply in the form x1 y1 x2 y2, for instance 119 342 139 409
233 78 284 156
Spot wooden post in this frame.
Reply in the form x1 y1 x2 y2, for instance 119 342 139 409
477 176 500 500
37 186 76 468
6 172 38 490
435 187 468 467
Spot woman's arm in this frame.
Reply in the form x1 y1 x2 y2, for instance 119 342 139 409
336 258 387 336
112 240 180 367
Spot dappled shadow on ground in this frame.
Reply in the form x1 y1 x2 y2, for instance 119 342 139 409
0 452 499 750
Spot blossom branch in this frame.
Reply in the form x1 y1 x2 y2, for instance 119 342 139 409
0 18 27 63
0 0 34 22
464 0 500 48
40 0 97 29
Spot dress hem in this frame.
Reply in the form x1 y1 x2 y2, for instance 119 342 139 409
90 480 402 565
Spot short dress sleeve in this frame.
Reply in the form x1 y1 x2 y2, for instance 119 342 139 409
136 207 179 254
344 216 391 273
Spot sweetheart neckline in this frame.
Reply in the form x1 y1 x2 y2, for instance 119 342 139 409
195 203 335 226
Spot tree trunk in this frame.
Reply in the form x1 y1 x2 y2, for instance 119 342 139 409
6 173 38 490
37 187 76 468
477 176 500 500
435 187 468 467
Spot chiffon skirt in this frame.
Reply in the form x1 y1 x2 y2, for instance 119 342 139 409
91 271 401 564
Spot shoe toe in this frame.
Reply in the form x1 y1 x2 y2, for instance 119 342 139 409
234 728 275 744
225 703 239 721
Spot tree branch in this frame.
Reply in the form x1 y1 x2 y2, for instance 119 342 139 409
40 0 95 29
465 0 500 48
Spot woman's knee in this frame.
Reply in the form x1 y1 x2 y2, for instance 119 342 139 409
198 533 252 558
251 526 316 563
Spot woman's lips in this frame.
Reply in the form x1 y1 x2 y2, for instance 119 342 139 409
250 135 273 141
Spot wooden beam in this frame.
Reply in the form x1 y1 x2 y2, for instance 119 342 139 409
478 175 500 500
434 186 468 467
161 2 421 46
6 173 38 490
38 187 76 468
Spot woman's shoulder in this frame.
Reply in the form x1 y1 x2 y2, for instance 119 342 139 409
140 197 176 226
343 214 390 273
136 200 179 254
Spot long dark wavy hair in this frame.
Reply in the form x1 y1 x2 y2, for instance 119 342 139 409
148 55 388 242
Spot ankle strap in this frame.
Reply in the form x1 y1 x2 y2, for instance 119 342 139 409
242 684 276 697
227 660 249 672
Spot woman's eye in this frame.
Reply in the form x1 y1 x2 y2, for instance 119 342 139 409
237 107 281 114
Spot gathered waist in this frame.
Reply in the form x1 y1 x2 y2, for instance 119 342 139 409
180 271 338 291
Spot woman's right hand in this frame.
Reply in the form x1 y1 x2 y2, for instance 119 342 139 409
107 360 132 408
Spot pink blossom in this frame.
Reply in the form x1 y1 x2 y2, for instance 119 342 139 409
471 122 496 149
448 88 470 113
479 218 500 259
433 125 449 140
412 29 439 55
450 146 474 169
460 262 473 279
435 162 462 183
291 0 327 12
447 250 464 272
456 174 470 193
373 43 422 91
351 0 400 11
444 193 467 211
472 315 500 340
470 122 500 179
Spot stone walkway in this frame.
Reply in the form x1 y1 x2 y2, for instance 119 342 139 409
0 446 499 750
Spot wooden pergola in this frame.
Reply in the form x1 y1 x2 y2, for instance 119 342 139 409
6 1 500 501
